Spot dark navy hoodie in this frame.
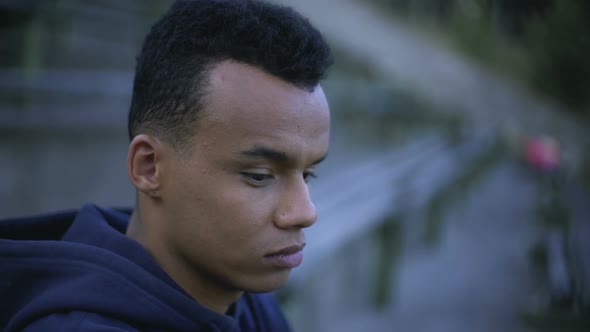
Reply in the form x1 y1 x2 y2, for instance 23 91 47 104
0 204 292 332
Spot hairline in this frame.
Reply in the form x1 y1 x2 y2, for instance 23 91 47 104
151 59 322 159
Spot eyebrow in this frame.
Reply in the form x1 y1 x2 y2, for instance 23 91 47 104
239 146 328 165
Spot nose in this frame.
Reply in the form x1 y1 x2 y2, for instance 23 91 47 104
273 177 318 229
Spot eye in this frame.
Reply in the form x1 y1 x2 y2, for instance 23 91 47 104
303 170 317 183
241 172 274 186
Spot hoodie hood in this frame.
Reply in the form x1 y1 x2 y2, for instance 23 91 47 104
0 204 241 332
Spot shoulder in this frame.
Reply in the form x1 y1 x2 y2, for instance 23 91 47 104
19 312 139 332
239 293 292 332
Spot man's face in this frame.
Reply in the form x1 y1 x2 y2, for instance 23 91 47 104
158 61 330 293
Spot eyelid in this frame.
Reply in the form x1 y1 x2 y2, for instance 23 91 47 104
240 171 274 187
303 169 317 183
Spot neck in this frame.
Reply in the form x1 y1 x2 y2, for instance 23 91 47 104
126 205 242 314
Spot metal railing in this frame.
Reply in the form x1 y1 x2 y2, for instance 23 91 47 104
283 132 501 332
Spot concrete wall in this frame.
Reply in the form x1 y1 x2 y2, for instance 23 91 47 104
0 127 134 218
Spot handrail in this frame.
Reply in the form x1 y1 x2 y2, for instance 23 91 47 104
291 134 492 283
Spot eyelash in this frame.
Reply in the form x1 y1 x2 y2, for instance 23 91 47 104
241 172 274 184
240 171 317 186
303 171 317 183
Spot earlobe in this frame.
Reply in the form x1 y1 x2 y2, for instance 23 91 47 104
127 134 162 198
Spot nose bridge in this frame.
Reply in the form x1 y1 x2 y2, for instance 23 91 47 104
274 176 317 229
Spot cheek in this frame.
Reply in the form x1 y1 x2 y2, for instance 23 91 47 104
188 177 277 237
187 188 277 261
217 186 276 229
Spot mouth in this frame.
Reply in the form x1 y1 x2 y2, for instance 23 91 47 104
264 243 305 269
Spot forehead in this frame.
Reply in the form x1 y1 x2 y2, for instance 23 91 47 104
193 61 330 160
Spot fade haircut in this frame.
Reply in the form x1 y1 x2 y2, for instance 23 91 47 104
127 0 334 152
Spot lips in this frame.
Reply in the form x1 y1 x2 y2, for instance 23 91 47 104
265 243 305 268
268 243 305 256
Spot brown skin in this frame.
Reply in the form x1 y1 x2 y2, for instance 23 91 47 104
126 60 330 314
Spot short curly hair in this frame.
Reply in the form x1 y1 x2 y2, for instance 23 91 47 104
127 0 334 151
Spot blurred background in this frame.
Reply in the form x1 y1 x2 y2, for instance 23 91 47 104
1 0 589 331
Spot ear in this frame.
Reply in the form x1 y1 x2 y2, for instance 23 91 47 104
127 134 164 198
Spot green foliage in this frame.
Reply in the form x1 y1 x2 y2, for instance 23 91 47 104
446 12 529 79
367 0 590 115
423 140 506 244
522 310 590 332
534 174 570 230
526 1 590 112
372 216 403 310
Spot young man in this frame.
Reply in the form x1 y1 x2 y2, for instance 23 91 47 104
0 0 333 331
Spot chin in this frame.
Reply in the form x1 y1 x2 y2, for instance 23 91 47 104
242 270 292 293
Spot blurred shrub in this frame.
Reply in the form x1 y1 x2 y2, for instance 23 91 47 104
526 0 590 112
368 0 590 115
